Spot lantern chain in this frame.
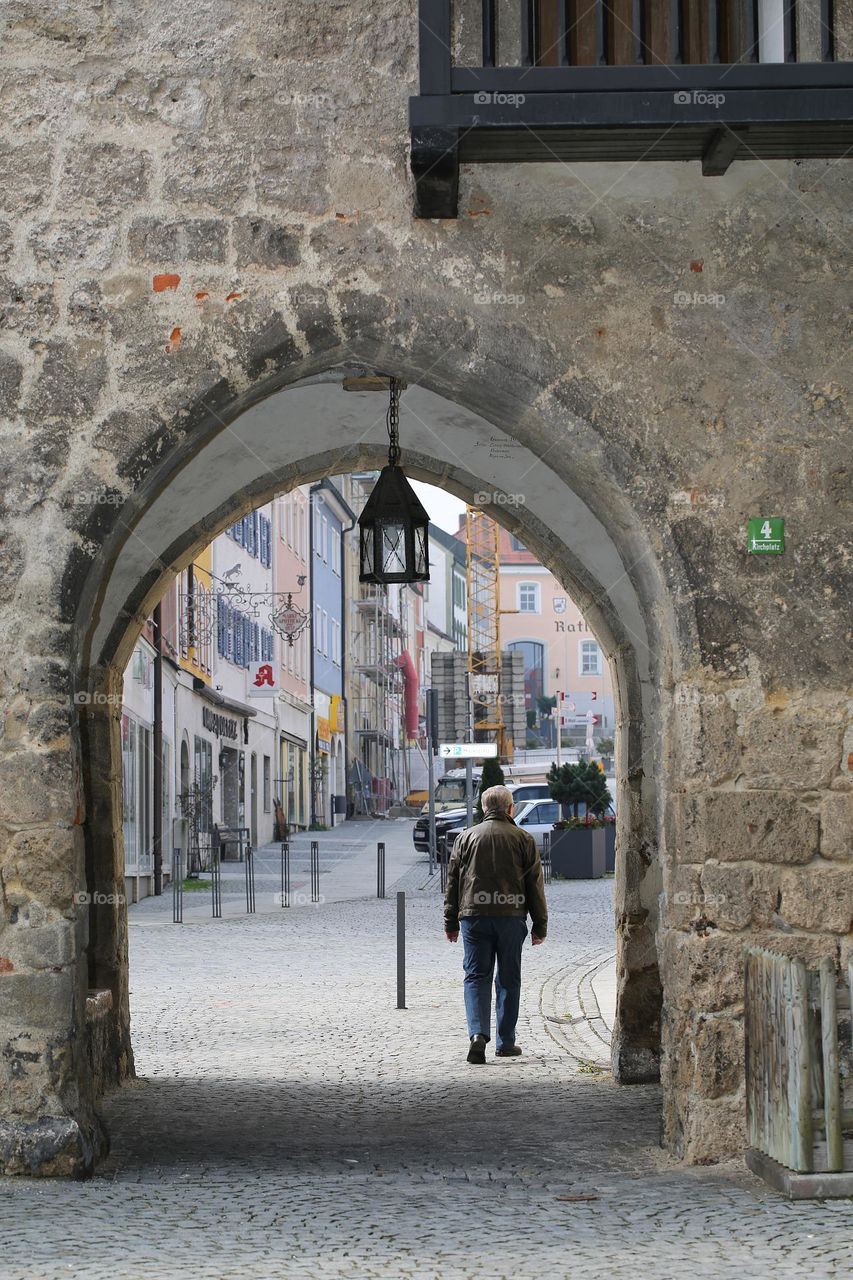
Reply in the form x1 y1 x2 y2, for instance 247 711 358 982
387 376 401 466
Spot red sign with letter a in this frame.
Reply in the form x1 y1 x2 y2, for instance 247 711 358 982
248 662 278 696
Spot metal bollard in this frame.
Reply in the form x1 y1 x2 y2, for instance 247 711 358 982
280 839 290 908
439 838 448 895
310 840 320 903
211 841 222 918
396 890 406 1009
377 841 386 899
172 848 183 924
542 831 552 885
245 844 256 914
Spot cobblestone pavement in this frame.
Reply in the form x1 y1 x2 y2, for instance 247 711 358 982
2 881 851 1280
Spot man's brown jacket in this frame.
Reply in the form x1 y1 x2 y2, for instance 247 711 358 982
443 813 548 939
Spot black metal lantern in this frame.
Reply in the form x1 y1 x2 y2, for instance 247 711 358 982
358 378 430 584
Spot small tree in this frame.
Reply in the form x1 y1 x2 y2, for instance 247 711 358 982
576 759 612 816
547 761 577 820
475 755 506 822
548 761 611 820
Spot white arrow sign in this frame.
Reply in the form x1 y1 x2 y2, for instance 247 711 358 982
439 742 498 759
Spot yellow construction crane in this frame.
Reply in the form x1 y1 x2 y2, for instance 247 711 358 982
465 505 513 760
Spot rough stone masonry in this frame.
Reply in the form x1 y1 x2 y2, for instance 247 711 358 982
0 0 850 1176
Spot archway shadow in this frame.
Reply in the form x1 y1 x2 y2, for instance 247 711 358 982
98 1072 663 1178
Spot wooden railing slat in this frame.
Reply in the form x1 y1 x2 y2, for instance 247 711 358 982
820 958 844 1172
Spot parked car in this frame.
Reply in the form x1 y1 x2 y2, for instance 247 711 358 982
412 782 552 853
512 798 562 850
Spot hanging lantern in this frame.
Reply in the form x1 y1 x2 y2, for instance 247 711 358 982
358 377 430 585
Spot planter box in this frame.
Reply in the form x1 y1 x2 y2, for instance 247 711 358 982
605 825 616 873
550 826 606 879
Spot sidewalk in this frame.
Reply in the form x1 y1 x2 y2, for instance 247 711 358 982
130 817 423 923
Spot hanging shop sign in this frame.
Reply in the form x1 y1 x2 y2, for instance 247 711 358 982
248 662 278 696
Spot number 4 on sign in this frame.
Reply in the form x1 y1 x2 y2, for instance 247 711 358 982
747 517 784 555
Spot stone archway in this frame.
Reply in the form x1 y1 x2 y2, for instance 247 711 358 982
4 328 848 1179
2 345 682 1176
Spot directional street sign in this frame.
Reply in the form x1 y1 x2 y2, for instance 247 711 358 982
747 517 784 554
439 742 498 759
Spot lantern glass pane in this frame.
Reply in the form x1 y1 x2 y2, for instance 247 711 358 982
360 526 374 577
414 525 428 576
380 522 407 576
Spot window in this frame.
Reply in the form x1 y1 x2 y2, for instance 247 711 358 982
122 713 151 874
321 609 328 656
285 500 292 547
279 497 287 542
314 505 322 554
263 756 271 813
518 582 540 613
579 639 603 676
193 735 214 835
509 640 544 713
510 534 527 552
314 603 321 650
330 528 340 575
321 515 328 562
258 515 272 567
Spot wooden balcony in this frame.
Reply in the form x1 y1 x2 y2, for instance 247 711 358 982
410 0 853 216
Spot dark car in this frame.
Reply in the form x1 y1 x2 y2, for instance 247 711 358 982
412 807 467 853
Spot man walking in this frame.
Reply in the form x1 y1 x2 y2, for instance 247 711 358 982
444 784 548 1064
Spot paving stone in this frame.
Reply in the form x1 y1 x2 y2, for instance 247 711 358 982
0 858 849 1279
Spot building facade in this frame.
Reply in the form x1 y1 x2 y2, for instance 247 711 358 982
273 487 312 831
309 481 351 827
496 527 615 747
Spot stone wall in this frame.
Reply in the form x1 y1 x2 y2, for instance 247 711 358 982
0 0 850 1173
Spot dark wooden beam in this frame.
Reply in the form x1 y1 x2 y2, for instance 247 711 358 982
411 126 459 219
702 126 745 174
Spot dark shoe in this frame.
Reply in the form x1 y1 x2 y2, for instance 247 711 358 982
467 1034 487 1064
495 1045 522 1057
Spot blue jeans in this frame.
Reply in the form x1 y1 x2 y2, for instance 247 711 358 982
460 916 528 1050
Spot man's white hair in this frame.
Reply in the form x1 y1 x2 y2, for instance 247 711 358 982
481 784 513 816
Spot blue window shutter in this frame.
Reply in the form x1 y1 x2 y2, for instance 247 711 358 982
253 622 260 662
217 596 226 656
226 605 234 662
235 609 243 666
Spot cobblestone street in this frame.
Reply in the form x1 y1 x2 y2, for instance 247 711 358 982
2 869 851 1279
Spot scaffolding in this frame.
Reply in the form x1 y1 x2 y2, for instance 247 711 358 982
466 505 511 759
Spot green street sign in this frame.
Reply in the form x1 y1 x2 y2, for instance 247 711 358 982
747 518 785 554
